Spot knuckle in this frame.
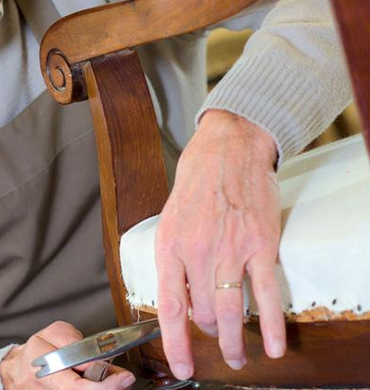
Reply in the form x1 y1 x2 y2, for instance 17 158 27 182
156 241 175 260
245 220 276 248
185 240 206 255
28 334 40 346
159 295 186 320
164 339 189 354
249 230 270 250
174 245 203 264
219 341 244 359
216 303 241 323
156 227 175 249
35 321 82 343
254 231 268 245
192 310 216 328
255 277 277 297
47 320 71 331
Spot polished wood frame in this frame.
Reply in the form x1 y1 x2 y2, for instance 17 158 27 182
331 0 370 155
40 0 370 386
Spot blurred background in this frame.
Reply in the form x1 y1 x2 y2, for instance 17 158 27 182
206 28 361 152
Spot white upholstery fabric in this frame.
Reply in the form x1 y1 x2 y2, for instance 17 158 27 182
120 134 370 316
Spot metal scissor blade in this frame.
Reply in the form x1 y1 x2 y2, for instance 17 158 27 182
32 357 56 378
32 319 160 378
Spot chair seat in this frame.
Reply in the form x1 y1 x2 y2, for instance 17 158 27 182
120 134 370 322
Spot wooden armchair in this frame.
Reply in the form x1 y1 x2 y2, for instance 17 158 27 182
40 0 370 387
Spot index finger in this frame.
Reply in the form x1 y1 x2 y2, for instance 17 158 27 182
246 252 286 359
35 321 93 372
156 250 193 380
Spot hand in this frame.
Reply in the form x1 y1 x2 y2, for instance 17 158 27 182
0 321 136 390
156 110 286 380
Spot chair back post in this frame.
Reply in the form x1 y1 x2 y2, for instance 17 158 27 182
83 50 168 327
331 0 370 156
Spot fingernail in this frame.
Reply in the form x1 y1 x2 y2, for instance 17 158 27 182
269 340 285 358
226 358 247 370
172 364 192 380
201 326 218 338
122 373 136 387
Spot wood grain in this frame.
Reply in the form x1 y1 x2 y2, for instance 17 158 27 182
90 51 168 235
135 304 370 323
331 0 370 155
84 49 168 318
40 0 258 104
140 312 370 387
41 0 258 64
83 50 168 367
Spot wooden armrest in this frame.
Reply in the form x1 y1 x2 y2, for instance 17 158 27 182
40 0 257 104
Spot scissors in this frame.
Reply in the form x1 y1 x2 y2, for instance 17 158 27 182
32 318 161 379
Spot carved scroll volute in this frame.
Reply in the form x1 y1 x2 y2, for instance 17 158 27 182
41 48 87 105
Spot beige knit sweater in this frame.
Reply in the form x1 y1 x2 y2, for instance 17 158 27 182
198 0 352 165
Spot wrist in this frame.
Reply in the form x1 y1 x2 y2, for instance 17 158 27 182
198 109 278 170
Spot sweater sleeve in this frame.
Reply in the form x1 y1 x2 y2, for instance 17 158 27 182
196 0 352 166
0 345 18 390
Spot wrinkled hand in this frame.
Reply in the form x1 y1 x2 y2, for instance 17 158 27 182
156 110 286 380
0 321 136 390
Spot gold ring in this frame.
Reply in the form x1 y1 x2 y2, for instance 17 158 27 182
216 282 242 289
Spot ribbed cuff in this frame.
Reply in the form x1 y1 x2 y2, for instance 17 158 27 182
196 55 326 167
0 344 18 390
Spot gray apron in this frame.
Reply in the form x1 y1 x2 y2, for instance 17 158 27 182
0 1 116 346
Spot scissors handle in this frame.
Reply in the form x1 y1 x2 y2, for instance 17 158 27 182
83 361 111 381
